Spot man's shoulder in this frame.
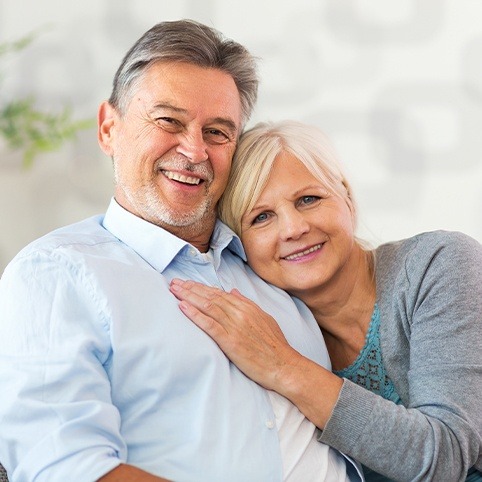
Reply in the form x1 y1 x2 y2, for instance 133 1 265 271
14 214 116 261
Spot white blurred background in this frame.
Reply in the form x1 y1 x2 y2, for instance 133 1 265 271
1 0 481 272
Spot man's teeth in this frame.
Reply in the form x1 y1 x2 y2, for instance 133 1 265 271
163 171 201 185
285 244 322 261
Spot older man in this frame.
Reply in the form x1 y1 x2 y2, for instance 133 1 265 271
0 20 361 482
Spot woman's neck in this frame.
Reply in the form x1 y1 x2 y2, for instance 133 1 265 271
299 246 377 370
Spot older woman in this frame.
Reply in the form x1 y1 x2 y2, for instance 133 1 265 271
169 120 482 482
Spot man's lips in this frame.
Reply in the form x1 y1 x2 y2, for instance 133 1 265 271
161 170 203 186
282 243 323 261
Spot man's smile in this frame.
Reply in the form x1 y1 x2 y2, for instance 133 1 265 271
161 170 203 185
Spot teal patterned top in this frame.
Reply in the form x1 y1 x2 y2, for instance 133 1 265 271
334 304 401 405
334 304 402 481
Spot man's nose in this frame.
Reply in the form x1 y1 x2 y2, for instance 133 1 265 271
176 131 209 163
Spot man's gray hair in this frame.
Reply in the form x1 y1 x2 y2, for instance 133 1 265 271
108 19 259 126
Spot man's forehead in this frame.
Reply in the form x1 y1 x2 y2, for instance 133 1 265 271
124 62 243 132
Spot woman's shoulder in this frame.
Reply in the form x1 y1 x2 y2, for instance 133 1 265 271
374 230 481 285
411 229 480 249
375 230 480 262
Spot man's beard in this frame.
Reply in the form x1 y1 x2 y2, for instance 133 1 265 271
114 156 215 229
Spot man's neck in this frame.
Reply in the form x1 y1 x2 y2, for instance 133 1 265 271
164 217 216 253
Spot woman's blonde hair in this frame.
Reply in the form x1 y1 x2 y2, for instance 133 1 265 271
219 120 357 236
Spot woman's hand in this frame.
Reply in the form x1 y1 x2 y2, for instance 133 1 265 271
169 278 303 391
169 278 343 428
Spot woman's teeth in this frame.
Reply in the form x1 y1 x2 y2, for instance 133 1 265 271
285 244 322 260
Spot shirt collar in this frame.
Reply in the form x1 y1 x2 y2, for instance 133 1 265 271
102 198 246 273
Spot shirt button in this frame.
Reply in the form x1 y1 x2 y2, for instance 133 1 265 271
265 420 275 429
189 249 196 256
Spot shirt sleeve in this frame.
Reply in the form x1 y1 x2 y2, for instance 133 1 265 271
319 231 482 481
0 249 125 482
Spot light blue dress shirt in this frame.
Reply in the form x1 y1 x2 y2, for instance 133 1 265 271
0 199 334 482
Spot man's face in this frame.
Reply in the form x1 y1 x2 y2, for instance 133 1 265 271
98 61 243 248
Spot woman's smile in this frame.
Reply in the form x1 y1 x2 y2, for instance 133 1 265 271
282 242 324 261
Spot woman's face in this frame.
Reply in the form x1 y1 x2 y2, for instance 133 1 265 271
240 152 357 299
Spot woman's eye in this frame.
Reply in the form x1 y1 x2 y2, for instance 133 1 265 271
299 195 319 206
253 212 269 224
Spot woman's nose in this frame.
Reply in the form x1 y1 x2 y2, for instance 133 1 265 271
176 131 208 163
278 211 310 241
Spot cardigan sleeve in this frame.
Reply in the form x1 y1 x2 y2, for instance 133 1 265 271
319 231 482 482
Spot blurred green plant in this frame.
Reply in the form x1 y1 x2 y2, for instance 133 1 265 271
0 30 95 168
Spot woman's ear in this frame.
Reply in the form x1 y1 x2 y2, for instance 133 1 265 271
97 101 118 156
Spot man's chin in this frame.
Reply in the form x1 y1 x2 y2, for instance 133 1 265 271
151 206 215 231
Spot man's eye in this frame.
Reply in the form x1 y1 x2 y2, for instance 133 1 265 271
157 117 175 123
204 129 230 144
156 117 182 130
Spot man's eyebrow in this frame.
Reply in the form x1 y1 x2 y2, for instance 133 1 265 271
151 103 238 135
151 102 188 114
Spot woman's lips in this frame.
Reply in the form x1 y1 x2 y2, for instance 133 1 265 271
283 243 323 261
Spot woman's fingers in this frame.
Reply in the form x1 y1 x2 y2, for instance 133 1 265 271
169 278 300 390
170 279 282 336
170 278 225 300
170 279 236 321
177 298 228 340
170 279 256 323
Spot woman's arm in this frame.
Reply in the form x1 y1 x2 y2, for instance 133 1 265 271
322 232 482 481
169 279 342 428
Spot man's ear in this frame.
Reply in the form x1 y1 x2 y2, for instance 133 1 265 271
98 101 118 156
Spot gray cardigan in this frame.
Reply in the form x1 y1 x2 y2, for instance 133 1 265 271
319 231 482 481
